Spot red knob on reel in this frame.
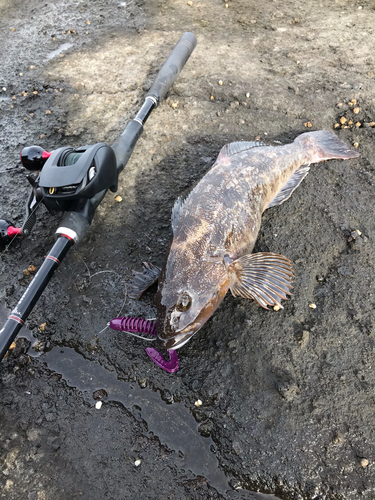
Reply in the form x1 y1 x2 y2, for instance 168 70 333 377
0 220 22 245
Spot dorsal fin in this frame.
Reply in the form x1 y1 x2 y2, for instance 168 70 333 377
171 196 185 234
216 141 266 162
267 164 310 209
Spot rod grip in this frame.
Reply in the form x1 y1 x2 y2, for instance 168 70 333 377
146 32 197 105
112 119 144 175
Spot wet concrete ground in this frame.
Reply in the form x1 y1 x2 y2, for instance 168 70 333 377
1 0 375 499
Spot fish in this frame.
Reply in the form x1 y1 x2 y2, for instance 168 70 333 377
128 131 358 351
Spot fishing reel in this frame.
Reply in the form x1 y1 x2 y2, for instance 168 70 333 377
0 142 118 243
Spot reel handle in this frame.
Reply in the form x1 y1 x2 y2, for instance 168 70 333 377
146 32 197 104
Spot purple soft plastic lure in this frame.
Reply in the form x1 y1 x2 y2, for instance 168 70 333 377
109 316 179 373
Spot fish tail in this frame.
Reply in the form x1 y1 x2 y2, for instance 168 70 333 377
294 130 359 162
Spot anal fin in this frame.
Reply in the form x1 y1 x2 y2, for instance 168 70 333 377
226 252 294 309
267 164 310 209
127 262 161 300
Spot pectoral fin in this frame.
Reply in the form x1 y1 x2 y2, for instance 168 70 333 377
226 252 294 309
127 262 161 300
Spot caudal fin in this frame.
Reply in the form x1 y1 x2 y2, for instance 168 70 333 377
294 130 359 162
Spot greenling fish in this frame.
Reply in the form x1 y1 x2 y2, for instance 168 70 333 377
128 131 358 351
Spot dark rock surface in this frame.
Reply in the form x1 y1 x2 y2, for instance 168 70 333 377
1 0 375 499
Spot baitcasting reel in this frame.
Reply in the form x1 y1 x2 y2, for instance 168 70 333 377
1 142 118 241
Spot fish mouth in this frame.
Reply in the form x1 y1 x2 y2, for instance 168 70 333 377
157 324 203 350
156 331 196 350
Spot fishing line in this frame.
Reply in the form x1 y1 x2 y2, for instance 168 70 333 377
118 330 156 341
72 249 130 336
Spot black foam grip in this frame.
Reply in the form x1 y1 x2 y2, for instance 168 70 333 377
112 119 144 175
146 32 197 104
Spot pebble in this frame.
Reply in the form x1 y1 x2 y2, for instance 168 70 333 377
353 142 359 148
339 116 347 125
355 121 361 127
225 3 229 7
95 401 102 409
353 107 360 114
360 458 369 467
195 399 203 407
5 480 14 490
86 20 91 24
171 102 178 108
38 323 46 332
273 305 281 311
348 99 357 106
46 110 51 115
309 303 317 309
2 87 6 91
246 92 250 98
334 123 340 129
115 195 122 202
304 121 312 128
134 459 141 467
30 65 35 69
218 80 223 85
9 27 16 32
332 431 345 445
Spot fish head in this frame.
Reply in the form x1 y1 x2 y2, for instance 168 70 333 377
155 258 229 350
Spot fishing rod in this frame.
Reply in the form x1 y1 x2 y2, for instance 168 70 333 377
0 32 197 361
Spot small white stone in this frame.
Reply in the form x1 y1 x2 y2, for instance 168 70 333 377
195 399 202 407
134 459 141 467
273 305 281 311
309 303 317 309
95 401 102 409
246 92 250 98
218 80 223 85
2 87 6 92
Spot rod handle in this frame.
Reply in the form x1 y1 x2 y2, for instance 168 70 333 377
146 32 197 105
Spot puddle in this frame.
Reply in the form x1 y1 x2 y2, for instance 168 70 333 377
0 302 280 498
46 42 73 61
0 302 228 493
41 346 230 494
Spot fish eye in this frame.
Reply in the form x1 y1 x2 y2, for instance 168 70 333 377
176 292 192 312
